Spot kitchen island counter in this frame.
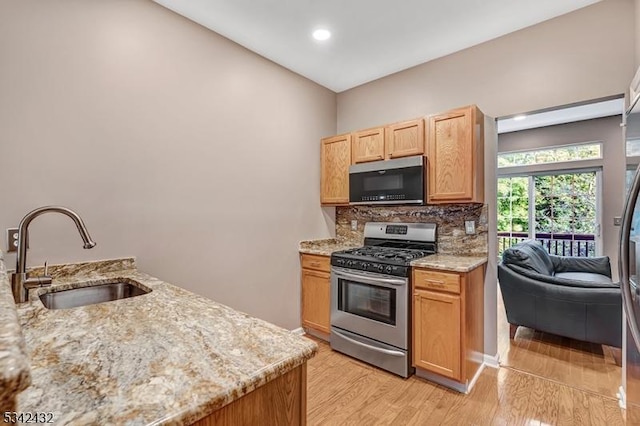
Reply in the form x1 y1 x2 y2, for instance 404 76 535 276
7 258 316 425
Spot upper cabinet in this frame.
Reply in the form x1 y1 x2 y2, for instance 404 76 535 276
427 105 484 204
352 127 385 164
319 104 485 206
352 119 424 164
386 118 425 160
320 133 351 206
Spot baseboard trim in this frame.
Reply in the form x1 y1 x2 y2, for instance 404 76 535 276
467 362 486 392
618 385 626 409
296 327 330 342
483 352 500 369
415 363 485 394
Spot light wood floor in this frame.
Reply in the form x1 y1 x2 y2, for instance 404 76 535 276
306 336 625 425
497 289 622 398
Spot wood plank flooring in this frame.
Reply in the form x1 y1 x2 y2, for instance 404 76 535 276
305 288 624 424
497 288 622 398
306 336 625 425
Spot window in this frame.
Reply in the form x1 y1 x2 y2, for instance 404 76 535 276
498 172 599 258
627 138 640 157
498 142 602 168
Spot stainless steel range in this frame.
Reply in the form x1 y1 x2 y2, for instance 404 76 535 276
330 222 436 377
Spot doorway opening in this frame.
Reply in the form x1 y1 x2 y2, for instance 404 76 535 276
494 99 623 399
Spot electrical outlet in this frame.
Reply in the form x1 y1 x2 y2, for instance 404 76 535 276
6 228 19 252
351 220 358 231
464 220 476 235
614 216 622 226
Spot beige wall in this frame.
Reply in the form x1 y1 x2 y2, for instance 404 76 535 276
499 116 625 280
0 1 337 329
337 0 635 133
636 0 640 68
336 0 635 357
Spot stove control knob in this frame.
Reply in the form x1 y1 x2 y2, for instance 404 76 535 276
385 265 393 274
377 264 384 272
347 261 354 267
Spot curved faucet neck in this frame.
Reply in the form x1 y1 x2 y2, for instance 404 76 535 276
12 206 96 303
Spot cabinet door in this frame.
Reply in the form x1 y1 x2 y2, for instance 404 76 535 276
413 289 461 381
321 134 351 205
352 127 385 164
386 119 425 159
301 269 331 334
427 106 475 203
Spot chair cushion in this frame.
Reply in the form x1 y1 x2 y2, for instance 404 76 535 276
554 272 614 285
502 240 554 276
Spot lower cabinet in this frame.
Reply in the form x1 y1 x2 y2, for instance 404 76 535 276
413 289 461 380
300 254 331 337
412 266 485 384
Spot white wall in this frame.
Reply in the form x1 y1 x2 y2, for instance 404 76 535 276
0 0 337 329
336 0 636 357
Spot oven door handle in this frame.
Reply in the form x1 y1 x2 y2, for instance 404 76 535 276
332 267 407 287
332 329 405 357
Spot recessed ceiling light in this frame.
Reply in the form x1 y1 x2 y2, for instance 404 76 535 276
312 29 331 41
513 115 527 121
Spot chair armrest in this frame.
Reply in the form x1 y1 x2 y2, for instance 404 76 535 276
550 255 612 278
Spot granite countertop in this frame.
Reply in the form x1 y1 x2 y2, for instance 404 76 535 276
410 254 488 273
4 258 317 425
299 238 361 256
0 252 31 410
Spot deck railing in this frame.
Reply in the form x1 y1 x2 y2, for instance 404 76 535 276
497 232 596 257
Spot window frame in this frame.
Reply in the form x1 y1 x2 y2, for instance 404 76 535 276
497 141 603 171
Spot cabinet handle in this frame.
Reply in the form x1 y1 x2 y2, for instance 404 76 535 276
310 262 321 267
424 279 445 287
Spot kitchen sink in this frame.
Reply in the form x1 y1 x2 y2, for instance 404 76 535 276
39 280 151 310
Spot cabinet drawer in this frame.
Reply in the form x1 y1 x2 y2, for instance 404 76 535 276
301 254 330 272
413 269 460 294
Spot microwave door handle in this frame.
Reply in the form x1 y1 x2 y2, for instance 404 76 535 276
332 268 406 286
620 163 640 350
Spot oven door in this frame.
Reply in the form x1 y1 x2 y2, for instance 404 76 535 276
331 266 408 349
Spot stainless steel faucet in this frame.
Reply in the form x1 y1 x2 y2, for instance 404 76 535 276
11 206 96 303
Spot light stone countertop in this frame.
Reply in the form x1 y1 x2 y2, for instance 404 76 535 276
410 254 488 273
0 251 31 410
299 238 361 256
4 258 317 425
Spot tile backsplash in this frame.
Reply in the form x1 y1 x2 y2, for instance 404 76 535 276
336 204 487 256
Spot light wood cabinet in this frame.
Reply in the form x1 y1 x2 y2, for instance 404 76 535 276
386 118 425 159
412 265 485 385
193 364 306 426
414 289 461 380
427 105 484 204
352 127 385 164
300 254 331 337
321 134 351 205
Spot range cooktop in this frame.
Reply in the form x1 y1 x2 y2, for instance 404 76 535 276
330 222 437 277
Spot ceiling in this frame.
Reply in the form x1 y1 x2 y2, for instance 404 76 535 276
153 0 600 93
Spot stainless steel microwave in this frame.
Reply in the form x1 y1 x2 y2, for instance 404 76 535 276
349 155 425 205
